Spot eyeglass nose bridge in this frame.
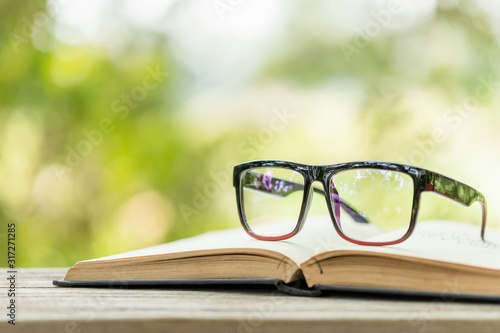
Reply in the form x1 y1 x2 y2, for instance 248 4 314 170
308 165 324 181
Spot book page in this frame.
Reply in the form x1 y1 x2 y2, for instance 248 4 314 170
89 215 351 265
88 216 350 265
89 217 500 272
314 220 500 270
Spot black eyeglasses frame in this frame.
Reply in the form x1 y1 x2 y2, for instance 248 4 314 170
233 160 487 246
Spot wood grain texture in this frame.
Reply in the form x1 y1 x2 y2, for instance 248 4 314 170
1 268 500 333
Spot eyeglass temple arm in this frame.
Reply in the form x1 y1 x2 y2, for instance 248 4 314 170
243 171 369 224
424 171 487 240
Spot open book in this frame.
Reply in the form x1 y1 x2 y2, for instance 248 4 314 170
54 217 500 299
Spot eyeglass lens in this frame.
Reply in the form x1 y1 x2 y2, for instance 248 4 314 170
329 169 414 242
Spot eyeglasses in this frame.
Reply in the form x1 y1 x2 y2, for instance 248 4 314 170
233 160 487 246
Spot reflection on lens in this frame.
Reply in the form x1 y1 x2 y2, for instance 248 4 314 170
329 169 414 242
241 167 304 237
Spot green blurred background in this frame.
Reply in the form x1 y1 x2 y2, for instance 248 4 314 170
1 0 499 267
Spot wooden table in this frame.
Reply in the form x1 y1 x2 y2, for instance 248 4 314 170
1 268 500 333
